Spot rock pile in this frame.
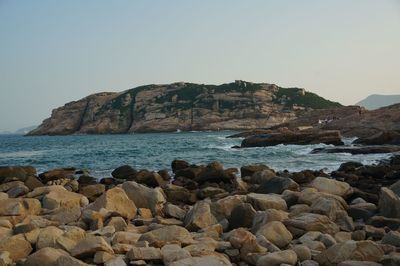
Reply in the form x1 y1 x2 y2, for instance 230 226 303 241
0 156 399 265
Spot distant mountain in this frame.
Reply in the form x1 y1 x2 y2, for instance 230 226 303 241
27 81 342 135
356 94 400 110
0 130 12 135
15 126 37 135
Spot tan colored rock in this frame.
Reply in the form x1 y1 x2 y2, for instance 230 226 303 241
79 184 105 202
0 198 41 224
37 226 64 249
284 213 339 235
292 245 312 261
257 250 298 266
127 247 162 261
310 177 352 197
71 236 114 258
0 234 32 261
256 221 293 248
24 247 68 266
111 231 141 245
139 225 194 247
88 187 137 220
379 187 400 218
169 255 232 266
252 209 289 232
43 187 88 210
211 195 245 220
93 251 115 264
315 240 384 266
247 193 287 211
122 181 166 215
0 251 12 266
184 200 217 231
161 244 191 265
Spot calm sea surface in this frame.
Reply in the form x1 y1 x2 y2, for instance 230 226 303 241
0 132 391 178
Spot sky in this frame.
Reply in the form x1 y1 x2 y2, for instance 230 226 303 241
0 1 399 131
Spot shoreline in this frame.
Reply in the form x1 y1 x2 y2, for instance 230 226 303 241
0 155 400 265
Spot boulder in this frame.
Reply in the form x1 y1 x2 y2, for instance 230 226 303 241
284 213 339 235
382 230 400 247
256 221 293 248
37 226 64 249
228 203 256 229
169 255 232 266
88 187 137 220
0 234 32 261
252 209 289 232
71 236 114 258
310 196 347 220
255 176 299 194
171 160 190 173
310 176 352 197
161 244 191 265
247 193 287 211
315 240 384 266
0 251 12 266
379 187 400 218
184 200 217 231
135 170 164 187
111 165 137 180
353 130 400 145
138 225 194 247
256 250 298 266
0 198 41 224
241 164 271 178
163 203 186 220
127 247 162 261
164 184 196 204
0 166 35 183
24 247 69 266
79 184 105 202
210 195 245 220
122 181 166 215
39 168 75 183
241 130 344 147
43 187 88 210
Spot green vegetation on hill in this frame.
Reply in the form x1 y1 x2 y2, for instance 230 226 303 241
273 88 342 109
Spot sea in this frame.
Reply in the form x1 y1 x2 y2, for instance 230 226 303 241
0 131 392 178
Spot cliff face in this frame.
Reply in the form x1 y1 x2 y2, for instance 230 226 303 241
28 81 342 135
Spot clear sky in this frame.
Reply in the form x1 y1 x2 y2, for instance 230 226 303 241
1 1 399 131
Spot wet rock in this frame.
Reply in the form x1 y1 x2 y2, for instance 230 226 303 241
256 176 299 194
111 165 137 180
256 221 293 248
242 130 344 147
79 184 105 202
241 164 271 178
184 200 217 231
39 168 75 183
88 187 136 220
171 160 190 173
122 181 166 215
228 203 256 229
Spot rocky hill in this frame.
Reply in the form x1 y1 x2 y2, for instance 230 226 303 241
356 94 400 110
28 81 342 135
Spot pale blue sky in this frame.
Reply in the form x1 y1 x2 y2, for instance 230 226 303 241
1 1 399 131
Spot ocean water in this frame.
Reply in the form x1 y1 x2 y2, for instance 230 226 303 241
0 131 392 178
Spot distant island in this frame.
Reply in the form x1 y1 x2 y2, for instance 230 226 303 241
28 81 341 136
356 94 400 110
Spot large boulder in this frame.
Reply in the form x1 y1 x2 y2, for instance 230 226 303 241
255 176 299 194
241 130 344 147
138 225 194 247
241 164 271 178
43 187 88 210
111 165 137 180
310 177 352 197
247 193 287 211
24 247 84 266
284 213 340 235
257 250 298 266
210 195 246 220
122 181 166 215
169 255 232 266
315 240 384 266
36 226 64 249
171 160 190 173
0 166 36 183
353 130 400 145
0 234 32 261
256 221 293 248
71 236 114 259
228 203 256 229
88 187 137 220
0 198 41 224
379 187 400 218
184 200 217 231
134 171 164 187
39 168 75 183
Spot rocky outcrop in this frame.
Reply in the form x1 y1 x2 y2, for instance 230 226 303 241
28 81 341 135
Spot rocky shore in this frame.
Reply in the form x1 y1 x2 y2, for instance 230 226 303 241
1 156 400 266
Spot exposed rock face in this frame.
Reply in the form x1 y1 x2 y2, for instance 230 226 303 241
28 81 341 135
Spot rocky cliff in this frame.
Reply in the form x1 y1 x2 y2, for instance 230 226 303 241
28 81 342 135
